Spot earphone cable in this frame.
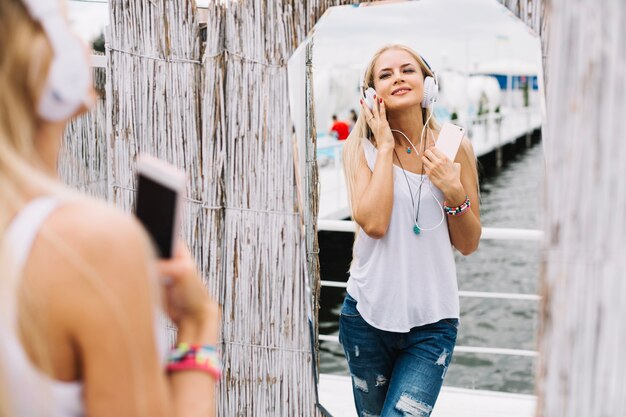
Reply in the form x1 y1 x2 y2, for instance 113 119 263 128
416 110 446 231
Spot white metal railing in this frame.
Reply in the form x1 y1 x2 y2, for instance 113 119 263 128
318 334 538 358
318 221 542 358
321 280 540 302
316 139 344 170
317 141 344 151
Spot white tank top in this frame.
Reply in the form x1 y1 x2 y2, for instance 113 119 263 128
347 139 460 332
0 197 168 416
0 197 83 417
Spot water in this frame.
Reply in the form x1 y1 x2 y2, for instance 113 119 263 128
318 140 543 395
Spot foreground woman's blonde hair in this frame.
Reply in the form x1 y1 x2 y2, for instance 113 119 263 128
0 0 58 411
0 1 147 414
342 44 440 216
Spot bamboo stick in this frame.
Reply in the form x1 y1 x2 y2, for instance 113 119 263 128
59 67 108 200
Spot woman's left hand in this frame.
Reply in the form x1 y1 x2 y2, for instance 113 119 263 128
421 142 464 202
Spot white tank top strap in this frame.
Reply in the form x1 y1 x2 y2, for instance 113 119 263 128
5 196 63 276
2 197 63 324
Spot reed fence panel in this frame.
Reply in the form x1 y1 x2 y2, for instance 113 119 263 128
59 67 108 199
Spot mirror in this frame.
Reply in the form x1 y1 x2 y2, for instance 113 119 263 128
288 1 544 415
61 0 109 198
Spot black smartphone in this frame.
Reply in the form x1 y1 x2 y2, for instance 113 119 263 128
134 156 186 258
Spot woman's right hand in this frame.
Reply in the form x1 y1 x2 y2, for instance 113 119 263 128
157 243 220 344
360 96 394 151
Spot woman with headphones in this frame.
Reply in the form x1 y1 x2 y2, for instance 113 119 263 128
0 1 219 416
340 44 481 416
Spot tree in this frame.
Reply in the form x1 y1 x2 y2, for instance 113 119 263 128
91 32 105 53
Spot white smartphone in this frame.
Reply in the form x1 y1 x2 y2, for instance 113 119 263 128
134 155 186 258
436 122 465 161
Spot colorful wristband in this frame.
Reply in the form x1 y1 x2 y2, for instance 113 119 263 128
443 196 471 216
166 343 222 380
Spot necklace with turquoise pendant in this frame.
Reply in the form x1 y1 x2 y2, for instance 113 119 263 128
391 128 421 156
390 129 426 234
393 148 426 235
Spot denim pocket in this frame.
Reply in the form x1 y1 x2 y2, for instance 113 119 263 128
340 293 361 318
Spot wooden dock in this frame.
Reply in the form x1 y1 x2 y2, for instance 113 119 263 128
319 374 536 417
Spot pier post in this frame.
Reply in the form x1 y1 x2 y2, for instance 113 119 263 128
540 1 626 416
495 147 503 171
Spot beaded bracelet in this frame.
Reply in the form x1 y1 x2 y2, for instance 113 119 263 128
166 343 222 380
443 196 471 216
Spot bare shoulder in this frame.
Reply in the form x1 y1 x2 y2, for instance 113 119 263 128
47 198 150 262
25 198 167 410
24 196 157 349
39 197 155 300
42 198 151 292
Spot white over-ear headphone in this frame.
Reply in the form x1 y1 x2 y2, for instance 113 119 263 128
361 54 438 109
21 0 92 121
421 63 438 108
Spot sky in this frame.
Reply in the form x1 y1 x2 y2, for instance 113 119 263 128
66 0 211 43
293 0 543 133
67 0 108 44
311 0 542 74
66 0 544 151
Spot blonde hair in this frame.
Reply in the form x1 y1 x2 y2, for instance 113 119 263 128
0 0 59 211
0 0 71 210
0 2 104 415
0 1 56 413
342 44 441 214
0 3 158 415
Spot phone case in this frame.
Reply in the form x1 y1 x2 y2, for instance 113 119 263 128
135 155 186 258
436 122 465 161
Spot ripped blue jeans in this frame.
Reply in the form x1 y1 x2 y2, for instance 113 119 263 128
338 293 458 417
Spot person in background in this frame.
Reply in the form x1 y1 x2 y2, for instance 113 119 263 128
339 44 481 416
330 114 350 140
348 108 358 131
0 1 220 416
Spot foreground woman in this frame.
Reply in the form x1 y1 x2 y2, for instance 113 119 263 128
0 1 220 416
